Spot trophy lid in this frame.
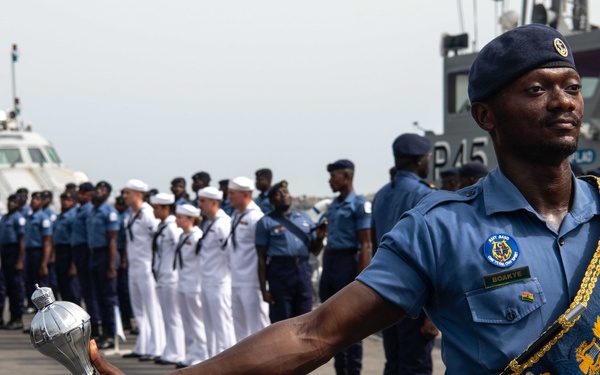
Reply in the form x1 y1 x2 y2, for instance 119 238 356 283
31 284 55 309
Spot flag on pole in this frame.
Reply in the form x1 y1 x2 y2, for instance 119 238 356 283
114 305 126 342
12 44 18 62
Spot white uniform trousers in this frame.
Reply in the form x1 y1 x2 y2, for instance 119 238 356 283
201 283 236 357
231 286 270 342
178 291 208 365
156 283 185 363
129 271 166 356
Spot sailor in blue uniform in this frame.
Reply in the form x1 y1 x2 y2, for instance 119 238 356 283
71 182 101 337
52 191 80 304
171 177 190 206
87 181 120 349
0 194 26 329
24 192 53 305
218 179 234 216
114 195 133 332
320 159 371 375
254 168 273 214
16 187 30 217
256 181 326 323
191 171 211 208
372 134 438 375
89 23 600 375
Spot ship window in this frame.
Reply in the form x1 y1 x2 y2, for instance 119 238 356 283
45 146 61 163
581 77 599 99
447 72 470 114
28 148 47 164
0 149 23 165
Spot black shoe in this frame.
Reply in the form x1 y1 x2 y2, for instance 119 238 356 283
122 352 142 359
139 355 158 362
175 362 188 369
154 358 178 365
129 327 139 335
3 321 24 330
96 336 115 349
22 327 31 334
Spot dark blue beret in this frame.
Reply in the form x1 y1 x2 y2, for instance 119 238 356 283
267 180 288 200
60 191 76 200
96 181 112 193
468 24 576 103
327 159 355 172
171 177 186 185
392 133 431 158
440 167 460 178
459 163 489 178
255 168 273 179
41 190 53 199
78 182 94 192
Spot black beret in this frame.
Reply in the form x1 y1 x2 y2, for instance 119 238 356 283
440 167 460 178
327 159 355 172
468 24 576 103
96 181 112 193
60 191 76 200
65 183 77 190
115 195 125 205
459 163 489 178
218 179 229 185
392 133 432 158
78 182 94 192
16 187 28 194
255 168 273 179
192 171 211 182
171 177 186 185
31 192 43 199
267 180 288 200
41 190 53 199
8 194 18 201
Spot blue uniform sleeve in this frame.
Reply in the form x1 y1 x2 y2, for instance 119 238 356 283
41 216 53 236
356 210 433 318
354 197 372 231
255 216 270 247
106 207 120 232
15 214 26 235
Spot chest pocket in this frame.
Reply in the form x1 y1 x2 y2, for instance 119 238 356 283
466 278 546 324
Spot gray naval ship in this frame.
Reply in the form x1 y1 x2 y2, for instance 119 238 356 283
427 0 600 184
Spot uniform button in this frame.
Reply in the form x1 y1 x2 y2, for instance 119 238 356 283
506 310 517 322
466 190 476 197
558 237 565 246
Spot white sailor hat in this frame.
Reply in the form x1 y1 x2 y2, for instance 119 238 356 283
124 179 149 193
150 193 175 205
197 187 223 201
228 176 253 192
176 204 200 217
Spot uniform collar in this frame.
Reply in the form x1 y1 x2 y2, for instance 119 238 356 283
395 170 421 182
483 167 600 223
333 190 357 206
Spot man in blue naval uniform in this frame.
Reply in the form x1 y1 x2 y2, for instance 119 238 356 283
114 195 133 332
90 24 596 375
371 133 438 375
254 168 273 214
87 181 120 349
256 181 326 323
52 191 80 304
171 177 190 206
24 192 53 305
0 194 26 329
321 159 371 375
218 179 234 216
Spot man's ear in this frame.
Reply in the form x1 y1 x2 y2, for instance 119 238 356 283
471 102 496 132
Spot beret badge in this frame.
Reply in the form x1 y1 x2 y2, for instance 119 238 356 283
554 38 568 57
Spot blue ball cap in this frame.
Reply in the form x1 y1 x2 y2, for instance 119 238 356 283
392 133 431 158
327 159 355 172
468 24 576 103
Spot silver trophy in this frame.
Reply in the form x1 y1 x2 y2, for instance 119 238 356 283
30 284 96 375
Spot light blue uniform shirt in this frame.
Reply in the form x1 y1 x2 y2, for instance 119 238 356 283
71 201 92 246
44 206 57 223
53 208 76 245
324 190 371 250
255 193 272 214
0 210 26 244
25 210 53 248
86 202 119 248
255 210 315 257
372 170 435 244
357 167 600 374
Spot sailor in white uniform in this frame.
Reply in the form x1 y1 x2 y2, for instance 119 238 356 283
227 177 269 342
150 193 185 365
196 187 236 356
174 204 207 368
122 179 165 361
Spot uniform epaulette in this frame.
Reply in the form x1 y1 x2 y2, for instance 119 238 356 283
420 180 437 190
579 175 600 190
413 185 481 215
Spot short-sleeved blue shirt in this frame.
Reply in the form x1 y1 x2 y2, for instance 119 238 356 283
324 190 371 250
357 167 600 374
86 202 119 248
255 193 272 214
255 210 315 257
25 209 53 248
71 201 92 246
220 199 234 217
0 210 26 245
175 196 189 206
53 208 76 245
116 210 127 250
44 206 57 223
372 170 435 244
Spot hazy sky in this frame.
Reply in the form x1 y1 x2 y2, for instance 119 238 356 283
1 1 598 197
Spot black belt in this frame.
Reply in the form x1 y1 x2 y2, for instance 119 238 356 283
90 246 108 254
325 248 358 256
268 256 308 265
